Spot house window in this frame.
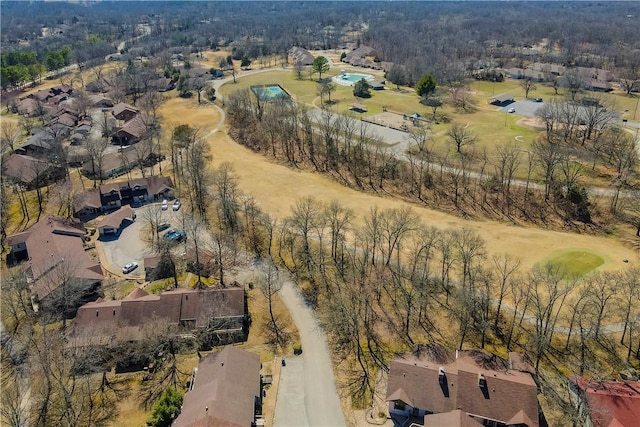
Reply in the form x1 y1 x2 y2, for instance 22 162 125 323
96 310 99 317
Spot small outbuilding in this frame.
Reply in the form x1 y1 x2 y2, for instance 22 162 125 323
488 93 514 106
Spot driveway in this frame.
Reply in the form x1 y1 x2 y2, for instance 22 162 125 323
274 278 346 427
97 203 184 278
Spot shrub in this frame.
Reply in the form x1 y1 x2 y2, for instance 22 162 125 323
293 342 303 355
147 387 183 427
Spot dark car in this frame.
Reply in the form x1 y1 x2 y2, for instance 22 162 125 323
157 222 170 232
164 229 187 243
535 97 543 102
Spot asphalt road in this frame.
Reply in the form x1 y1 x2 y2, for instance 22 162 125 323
274 278 347 427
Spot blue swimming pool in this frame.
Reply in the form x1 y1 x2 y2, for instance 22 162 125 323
333 72 375 86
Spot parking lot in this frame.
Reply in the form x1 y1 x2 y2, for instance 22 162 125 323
499 98 545 117
97 202 188 279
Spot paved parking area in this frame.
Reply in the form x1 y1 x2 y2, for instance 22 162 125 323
97 202 188 279
499 98 545 117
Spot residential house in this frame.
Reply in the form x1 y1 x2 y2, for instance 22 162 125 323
569 377 640 427
6 215 103 312
289 46 315 66
505 68 546 82
112 102 139 123
2 153 65 188
386 345 540 427
113 115 147 144
15 131 56 157
88 94 114 108
74 285 247 343
16 98 41 116
530 62 566 78
82 149 136 180
173 346 262 427
74 175 174 217
73 188 102 218
96 206 135 236
343 45 377 66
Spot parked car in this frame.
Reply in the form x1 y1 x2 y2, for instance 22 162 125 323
535 97 543 102
157 222 170 232
164 229 186 243
172 199 181 211
508 108 516 113
122 262 138 274
161 199 168 210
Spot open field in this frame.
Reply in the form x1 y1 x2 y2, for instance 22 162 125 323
158 94 637 273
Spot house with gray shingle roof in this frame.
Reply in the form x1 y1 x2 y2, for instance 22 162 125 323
386 345 540 427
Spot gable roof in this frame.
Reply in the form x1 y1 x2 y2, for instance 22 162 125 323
173 346 261 427
7 215 103 300
112 102 139 119
116 115 147 139
2 154 53 185
73 188 102 213
97 206 135 230
74 286 245 338
423 410 484 427
572 377 640 427
387 345 539 427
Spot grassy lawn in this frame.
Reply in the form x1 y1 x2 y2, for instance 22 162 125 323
542 249 606 278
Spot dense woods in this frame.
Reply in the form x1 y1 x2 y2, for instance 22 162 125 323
3 2 640 89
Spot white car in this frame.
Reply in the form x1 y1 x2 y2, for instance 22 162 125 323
122 262 138 274
508 108 516 113
161 199 168 210
172 199 181 211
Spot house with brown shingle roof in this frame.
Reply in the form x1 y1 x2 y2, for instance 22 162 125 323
2 153 65 188
569 377 640 427
97 206 135 236
114 115 147 144
112 102 139 122
173 346 262 427
386 345 540 427
74 285 246 344
7 215 103 314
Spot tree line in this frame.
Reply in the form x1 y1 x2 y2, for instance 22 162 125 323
225 88 639 232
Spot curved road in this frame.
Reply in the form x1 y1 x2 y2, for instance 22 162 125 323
273 277 347 427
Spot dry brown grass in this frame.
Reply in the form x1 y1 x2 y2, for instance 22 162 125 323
157 93 637 272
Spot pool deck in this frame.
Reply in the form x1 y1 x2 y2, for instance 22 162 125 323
332 73 375 87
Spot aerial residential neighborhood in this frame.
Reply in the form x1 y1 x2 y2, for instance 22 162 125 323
1 2 640 427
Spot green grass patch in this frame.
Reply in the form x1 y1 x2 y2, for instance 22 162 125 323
543 249 605 278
